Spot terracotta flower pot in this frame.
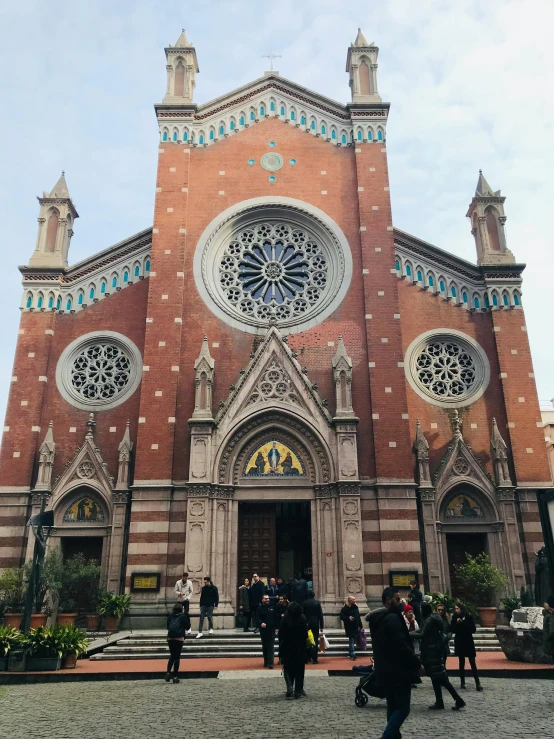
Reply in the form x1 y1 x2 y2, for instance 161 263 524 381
30 613 48 629
86 614 100 630
103 616 120 632
57 613 77 626
3 613 22 628
478 606 497 627
61 653 77 669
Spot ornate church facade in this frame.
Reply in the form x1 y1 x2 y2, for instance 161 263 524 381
0 30 549 624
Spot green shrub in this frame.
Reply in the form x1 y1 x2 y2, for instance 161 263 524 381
455 553 509 607
501 594 521 618
0 625 23 656
98 593 131 620
57 553 102 613
428 591 457 613
22 626 65 658
0 568 27 613
56 624 89 657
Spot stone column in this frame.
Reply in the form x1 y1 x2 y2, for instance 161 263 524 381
313 486 340 609
496 488 525 591
338 483 366 606
209 486 236 627
106 491 130 593
419 488 444 592
184 485 212 600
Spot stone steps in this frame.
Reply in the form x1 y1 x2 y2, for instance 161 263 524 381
91 627 501 661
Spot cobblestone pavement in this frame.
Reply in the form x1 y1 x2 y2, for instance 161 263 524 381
0 675 552 738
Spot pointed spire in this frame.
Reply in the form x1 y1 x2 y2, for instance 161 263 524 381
35 422 55 491
119 420 132 451
194 335 214 370
46 171 70 199
41 420 55 448
332 335 352 369
475 170 497 197
174 29 192 48
490 418 512 486
85 413 96 440
414 419 429 451
353 28 370 47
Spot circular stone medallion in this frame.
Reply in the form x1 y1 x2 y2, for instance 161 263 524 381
261 152 283 171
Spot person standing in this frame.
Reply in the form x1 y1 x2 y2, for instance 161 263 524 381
266 577 279 607
403 604 419 632
165 603 191 684
256 594 276 668
276 577 290 600
450 604 482 691
279 602 309 699
290 573 308 605
543 595 554 658
407 579 423 624
303 589 324 664
369 587 421 739
340 596 362 660
196 576 218 638
250 573 265 633
238 578 251 632
421 602 465 711
174 572 193 633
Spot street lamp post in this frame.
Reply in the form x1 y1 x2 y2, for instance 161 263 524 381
21 498 54 633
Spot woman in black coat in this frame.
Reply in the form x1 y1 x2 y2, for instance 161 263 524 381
420 603 465 711
450 604 482 691
278 602 309 699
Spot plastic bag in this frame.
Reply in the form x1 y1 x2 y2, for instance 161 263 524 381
306 629 316 648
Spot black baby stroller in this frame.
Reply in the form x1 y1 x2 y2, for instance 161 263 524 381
353 661 386 707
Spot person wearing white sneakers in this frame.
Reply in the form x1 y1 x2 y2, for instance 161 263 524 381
196 576 219 638
174 572 193 634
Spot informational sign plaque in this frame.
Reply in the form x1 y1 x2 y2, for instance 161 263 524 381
131 572 161 593
389 570 419 588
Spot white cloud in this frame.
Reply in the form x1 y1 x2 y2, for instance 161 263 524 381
0 0 553 443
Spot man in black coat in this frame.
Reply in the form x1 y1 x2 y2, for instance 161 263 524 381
265 577 279 607
256 594 276 668
340 596 363 660
250 573 266 633
290 573 308 605
196 576 219 638
276 577 290 599
369 586 421 739
407 579 423 624
303 589 324 663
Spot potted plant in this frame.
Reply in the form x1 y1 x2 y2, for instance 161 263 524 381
501 594 521 621
98 593 131 631
0 625 22 671
0 567 26 628
72 555 102 629
58 624 89 668
23 626 63 671
455 553 509 627
429 591 457 613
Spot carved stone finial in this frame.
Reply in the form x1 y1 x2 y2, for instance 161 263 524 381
35 421 55 491
116 421 133 490
192 335 215 420
332 335 354 417
414 419 431 486
450 410 463 440
490 417 512 486
85 413 96 439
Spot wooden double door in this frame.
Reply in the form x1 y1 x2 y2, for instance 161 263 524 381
446 532 487 599
238 502 312 585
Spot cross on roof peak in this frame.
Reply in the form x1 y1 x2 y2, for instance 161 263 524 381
262 50 282 72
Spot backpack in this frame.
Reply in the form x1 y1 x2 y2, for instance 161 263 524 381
168 614 186 639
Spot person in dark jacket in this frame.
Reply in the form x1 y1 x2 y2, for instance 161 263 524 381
278 602 309 699
290 573 308 605
407 580 423 624
276 577 290 599
165 603 191 683
196 576 219 638
250 573 266 633
369 587 421 739
421 603 465 711
340 596 363 660
543 595 554 658
238 578 251 632
265 577 279 607
450 604 482 691
303 589 324 663
256 594 276 668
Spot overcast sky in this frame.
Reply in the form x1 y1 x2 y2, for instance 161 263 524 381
1 0 553 431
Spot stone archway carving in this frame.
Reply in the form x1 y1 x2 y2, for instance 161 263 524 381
218 411 333 485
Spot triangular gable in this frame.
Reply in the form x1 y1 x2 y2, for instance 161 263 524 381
215 326 332 428
433 433 494 498
51 424 114 506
